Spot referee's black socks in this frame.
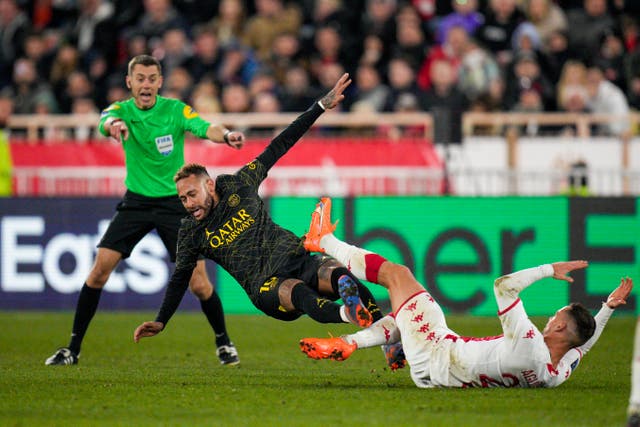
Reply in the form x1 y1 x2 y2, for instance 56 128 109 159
68 283 102 355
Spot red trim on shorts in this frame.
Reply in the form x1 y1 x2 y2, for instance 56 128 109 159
497 298 521 316
394 290 428 316
364 253 387 283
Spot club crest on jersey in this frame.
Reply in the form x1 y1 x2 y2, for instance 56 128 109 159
205 209 255 248
228 194 240 207
155 135 174 156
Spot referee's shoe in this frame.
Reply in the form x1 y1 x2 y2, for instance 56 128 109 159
45 347 79 366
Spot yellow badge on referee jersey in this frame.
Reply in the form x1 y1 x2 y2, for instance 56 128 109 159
183 105 199 119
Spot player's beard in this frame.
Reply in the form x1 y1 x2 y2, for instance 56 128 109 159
200 193 214 218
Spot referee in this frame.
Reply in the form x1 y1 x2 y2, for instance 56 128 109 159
46 55 245 366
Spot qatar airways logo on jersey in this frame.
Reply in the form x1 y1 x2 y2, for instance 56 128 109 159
205 209 255 248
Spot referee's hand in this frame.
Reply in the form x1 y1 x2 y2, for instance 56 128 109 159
109 119 129 141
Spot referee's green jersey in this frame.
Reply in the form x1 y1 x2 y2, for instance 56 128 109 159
99 96 211 197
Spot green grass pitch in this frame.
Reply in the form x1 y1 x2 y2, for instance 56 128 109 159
0 311 635 427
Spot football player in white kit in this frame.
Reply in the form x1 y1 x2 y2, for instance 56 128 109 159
300 197 632 388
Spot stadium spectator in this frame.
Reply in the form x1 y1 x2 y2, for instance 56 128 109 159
0 0 29 88
523 0 568 50
136 0 189 51
44 54 245 367
190 79 222 114
280 64 319 112
69 96 99 142
59 69 93 113
417 24 466 90
66 0 117 67
300 197 633 388
181 25 222 84
242 0 302 62
585 65 631 137
626 49 640 110
247 68 279 99
503 51 554 111
423 58 467 144
264 32 306 85
208 0 247 49
309 24 355 83
217 41 259 86
361 0 397 47
162 65 194 100
49 44 80 102
475 0 526 68
299 0 358 59
133 76 396 371
390 3 430 71
156 27 192 81
359 33 389 76
565 0 619 61
542 29 571 83
384 56 428 112
457 37 503 104
435 0 484 45
591 28 628 92
22 30 54 85
349 63 390 113
8 56 59 114
221 82 251 113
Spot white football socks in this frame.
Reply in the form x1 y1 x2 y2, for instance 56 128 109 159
342 315 401 348
320 233 372 281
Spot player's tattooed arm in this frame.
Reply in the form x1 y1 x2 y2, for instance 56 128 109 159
319 73 351 110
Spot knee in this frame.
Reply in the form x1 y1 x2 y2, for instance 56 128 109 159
383 263 414 286
87 265 112 288
189 275 213 300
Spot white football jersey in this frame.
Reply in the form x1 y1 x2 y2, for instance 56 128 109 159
396 291 612 388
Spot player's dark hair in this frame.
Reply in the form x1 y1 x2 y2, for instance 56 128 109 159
174 163 210 183
566 302 596 346
128 55 162 76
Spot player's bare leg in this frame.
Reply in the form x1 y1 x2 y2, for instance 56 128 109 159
628 317 640 426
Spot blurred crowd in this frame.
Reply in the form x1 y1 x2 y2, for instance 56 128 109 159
1 0 640 141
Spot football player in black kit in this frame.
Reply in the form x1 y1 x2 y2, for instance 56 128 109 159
133 73 406 369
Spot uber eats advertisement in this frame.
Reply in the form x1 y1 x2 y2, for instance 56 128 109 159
1 197 637 315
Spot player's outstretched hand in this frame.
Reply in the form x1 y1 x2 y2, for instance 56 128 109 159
551 260 589 282
225 131 245 149
133 321 164 342
319 73 352 110
606 277 633 309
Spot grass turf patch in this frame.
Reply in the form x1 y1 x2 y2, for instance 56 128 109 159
0 312 634 426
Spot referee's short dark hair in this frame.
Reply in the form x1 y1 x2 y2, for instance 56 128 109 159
174 163 210 183
128 55 162 76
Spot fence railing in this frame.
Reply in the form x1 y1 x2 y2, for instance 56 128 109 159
7 111 640 196
6 111 434 141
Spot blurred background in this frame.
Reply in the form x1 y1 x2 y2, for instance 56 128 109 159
0 0 638 315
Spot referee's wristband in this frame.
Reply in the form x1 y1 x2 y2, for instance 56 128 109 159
223 130 232 146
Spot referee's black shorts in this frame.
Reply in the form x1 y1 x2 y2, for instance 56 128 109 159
98 190 187 261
